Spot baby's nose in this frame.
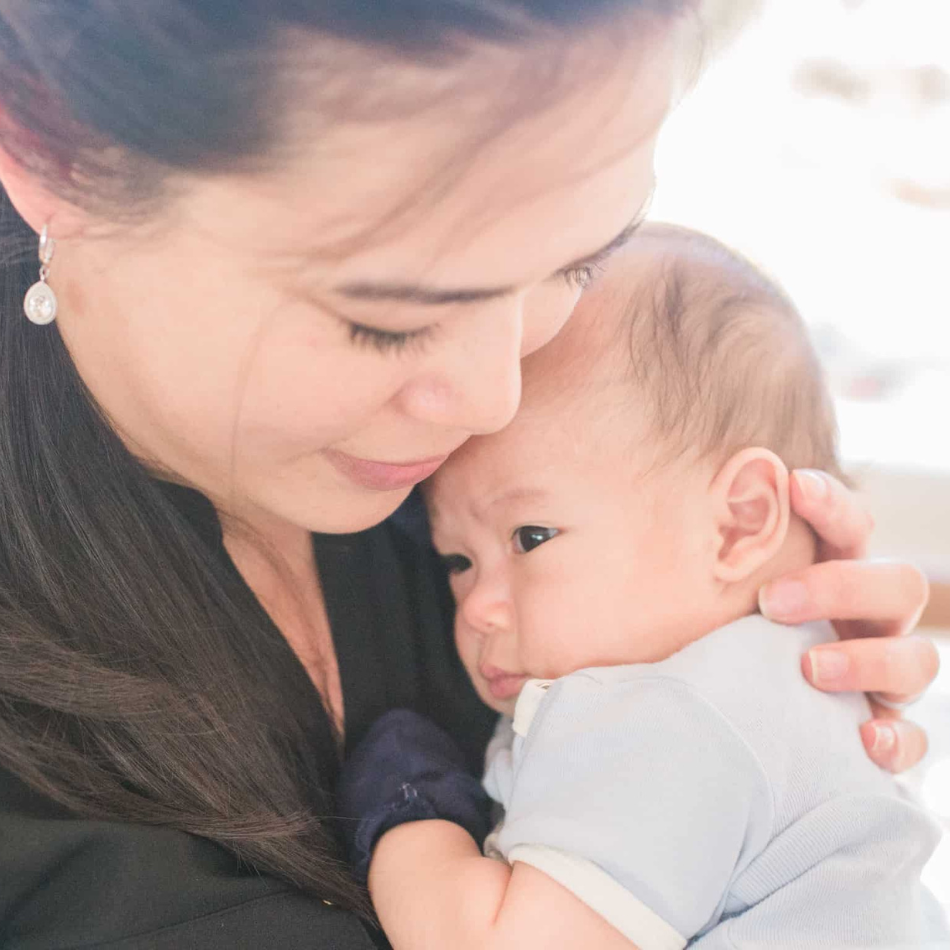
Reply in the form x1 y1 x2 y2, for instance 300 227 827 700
459 581 513 639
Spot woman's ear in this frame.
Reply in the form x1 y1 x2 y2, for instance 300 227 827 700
0 141 84 238
709 447 791 585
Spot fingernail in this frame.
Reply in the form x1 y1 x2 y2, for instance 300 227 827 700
795 470 828 502
870 724 896 757
759 580 809 620
807 648 850 686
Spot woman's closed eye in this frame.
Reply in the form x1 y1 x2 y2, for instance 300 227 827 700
512 525 560 554
561 261 606 292
348 321 435 355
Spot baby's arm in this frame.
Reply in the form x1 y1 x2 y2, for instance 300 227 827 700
337 709 640 950
370 820 638 950
340 687 763 950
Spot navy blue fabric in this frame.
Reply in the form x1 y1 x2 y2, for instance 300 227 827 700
338 709 493 883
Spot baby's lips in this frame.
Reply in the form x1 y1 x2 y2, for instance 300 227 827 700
480 666 529 701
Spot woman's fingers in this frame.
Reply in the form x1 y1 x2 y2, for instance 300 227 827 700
780 470 935 777
800 635 940 698
789 469 873 561
760 559 930 639
860 716 930 773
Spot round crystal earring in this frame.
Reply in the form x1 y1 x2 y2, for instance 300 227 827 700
23 225 58 326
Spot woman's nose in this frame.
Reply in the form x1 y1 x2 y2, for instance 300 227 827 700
398 303 524 435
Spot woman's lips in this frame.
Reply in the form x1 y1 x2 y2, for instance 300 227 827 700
325 449 448 492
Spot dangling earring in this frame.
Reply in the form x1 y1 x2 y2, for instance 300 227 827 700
23 224 58 326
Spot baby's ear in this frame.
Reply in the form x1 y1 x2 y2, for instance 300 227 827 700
709 447 790 584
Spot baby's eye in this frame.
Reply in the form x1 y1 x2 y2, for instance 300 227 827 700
441 553 473 575
513 526 560 554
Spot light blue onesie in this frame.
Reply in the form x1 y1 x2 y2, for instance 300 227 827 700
483 617 948 949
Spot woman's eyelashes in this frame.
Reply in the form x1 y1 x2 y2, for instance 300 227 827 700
346 261 601 354
513 525 560 554
348 321 435 355
561 260 606 292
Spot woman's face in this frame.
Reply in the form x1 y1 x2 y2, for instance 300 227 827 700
53 28 680 535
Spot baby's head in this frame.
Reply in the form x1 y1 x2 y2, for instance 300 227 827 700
427 224 842 715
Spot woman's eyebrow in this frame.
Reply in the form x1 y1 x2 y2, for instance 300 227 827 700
333 280 514 307
333 193 654 309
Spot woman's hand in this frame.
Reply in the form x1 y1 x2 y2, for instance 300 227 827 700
759 469 939 774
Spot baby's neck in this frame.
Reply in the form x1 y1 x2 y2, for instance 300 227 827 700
690 516 820 651
616 516 820 673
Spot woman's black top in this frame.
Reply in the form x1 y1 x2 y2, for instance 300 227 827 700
0 487 496 949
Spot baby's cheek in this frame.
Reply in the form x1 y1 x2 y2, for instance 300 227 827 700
453 621 479 676
531 579 629 676
519 590 587 680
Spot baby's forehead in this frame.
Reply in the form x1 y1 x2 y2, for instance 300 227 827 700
426 413 551 513
428 412 552 502
427 394 656 524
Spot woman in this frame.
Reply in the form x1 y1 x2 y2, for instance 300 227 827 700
0 2 936 947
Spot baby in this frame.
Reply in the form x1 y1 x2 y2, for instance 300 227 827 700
348 225 947 949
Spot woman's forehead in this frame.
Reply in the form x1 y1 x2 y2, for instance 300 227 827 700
178 23 680 292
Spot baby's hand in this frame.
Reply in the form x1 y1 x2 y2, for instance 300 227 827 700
760 469 937 773
337 710 492 882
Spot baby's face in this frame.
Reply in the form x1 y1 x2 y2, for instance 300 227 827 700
427 349 715 716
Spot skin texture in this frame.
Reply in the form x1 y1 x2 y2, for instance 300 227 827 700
0 20 935 765
426 263 817 716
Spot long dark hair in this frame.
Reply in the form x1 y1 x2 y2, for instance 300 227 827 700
0 0 693 912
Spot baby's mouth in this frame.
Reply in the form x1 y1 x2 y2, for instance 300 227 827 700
480 666 529 702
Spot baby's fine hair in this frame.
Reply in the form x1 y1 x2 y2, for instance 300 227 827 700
612 223 844 481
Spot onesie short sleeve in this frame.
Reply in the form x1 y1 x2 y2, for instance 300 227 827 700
488 673 774 950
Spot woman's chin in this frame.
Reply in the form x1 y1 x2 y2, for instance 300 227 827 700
309 485 414 536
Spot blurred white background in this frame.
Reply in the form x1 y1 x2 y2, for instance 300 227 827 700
652 0 949 911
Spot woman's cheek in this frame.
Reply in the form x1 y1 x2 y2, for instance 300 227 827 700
281 309 407 397
257 341 406 438
520 282 582 358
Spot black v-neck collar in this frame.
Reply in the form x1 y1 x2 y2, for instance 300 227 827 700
155 482 341 773
155 481 496 781
155 481 390 754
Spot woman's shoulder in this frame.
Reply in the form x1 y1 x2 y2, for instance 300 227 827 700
0 767 376 950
